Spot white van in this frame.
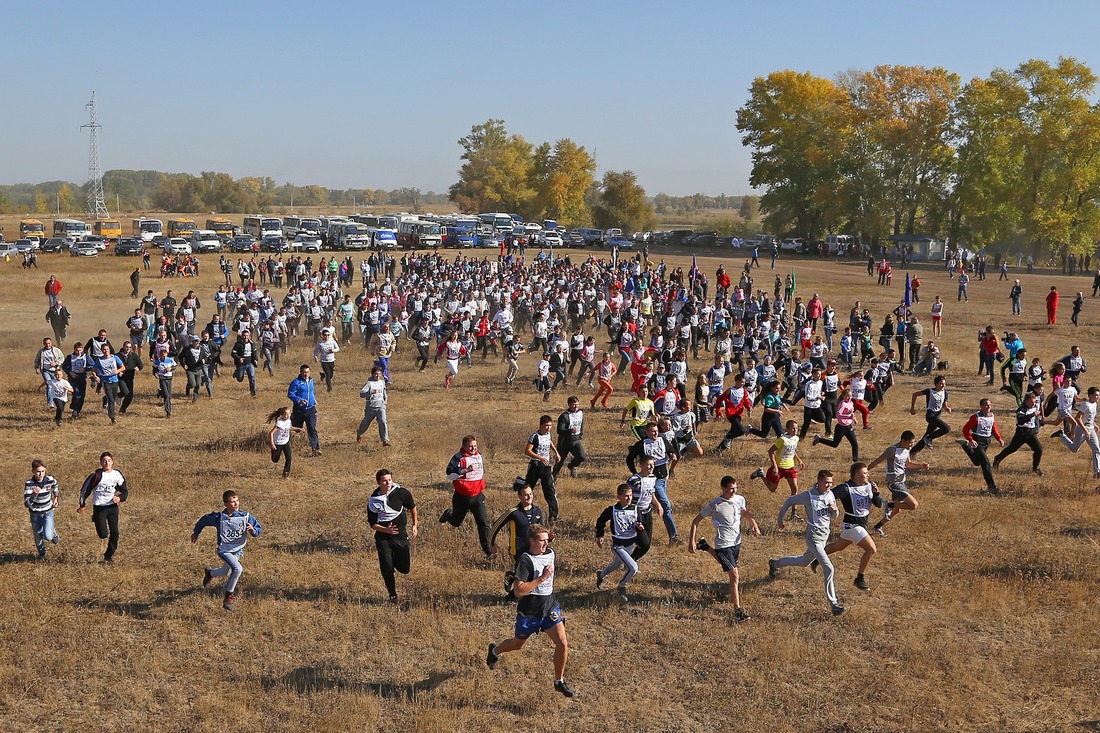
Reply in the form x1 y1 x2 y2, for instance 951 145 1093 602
824 234 858 255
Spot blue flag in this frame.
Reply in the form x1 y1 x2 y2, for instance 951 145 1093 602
904 273 913 309
690 253 699 282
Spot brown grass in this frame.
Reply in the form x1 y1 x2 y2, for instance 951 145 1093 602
0 249 1097 732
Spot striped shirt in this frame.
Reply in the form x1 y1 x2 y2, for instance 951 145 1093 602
24 476 59 513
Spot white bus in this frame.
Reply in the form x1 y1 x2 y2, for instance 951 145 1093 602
244 215 282 240
53 218 90 239
328 222 370 251
478 213 515 235
282 215 322 239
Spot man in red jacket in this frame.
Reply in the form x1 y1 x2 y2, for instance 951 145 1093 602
45 275 62 308
440 434 493 557
1046 286 1059 325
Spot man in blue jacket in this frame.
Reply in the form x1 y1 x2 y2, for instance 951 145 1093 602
288 364 321 456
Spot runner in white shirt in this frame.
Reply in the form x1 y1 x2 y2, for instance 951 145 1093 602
688 476 761 622
1053 385 1100 481
869 430 929 537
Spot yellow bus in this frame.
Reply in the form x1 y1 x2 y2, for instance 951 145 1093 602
20 219 46 240
205 217 235 241
167 218 197 238
93 219 123 241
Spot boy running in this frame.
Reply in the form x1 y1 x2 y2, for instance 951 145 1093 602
191 489 263 611
869 431 930 536
689 475 760 622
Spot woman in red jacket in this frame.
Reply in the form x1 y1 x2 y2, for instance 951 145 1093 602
1046 286 1059 325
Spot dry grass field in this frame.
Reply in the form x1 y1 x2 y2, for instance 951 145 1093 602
0 244 1097 733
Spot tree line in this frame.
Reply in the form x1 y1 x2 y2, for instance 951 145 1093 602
0 172 450 216
737 57 1100 256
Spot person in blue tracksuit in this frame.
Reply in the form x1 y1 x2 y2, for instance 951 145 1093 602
191 489 263 611
287 364 321 455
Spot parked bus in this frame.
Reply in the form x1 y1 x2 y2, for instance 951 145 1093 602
282 215 322 238
478 213 515 235
243 215 282 240
397 219 443 249
205 217 235 241
328 222 370 251
132 218 164 242
53 218 90 239
93 219 123 241
20 219 46 240
167 218 197 238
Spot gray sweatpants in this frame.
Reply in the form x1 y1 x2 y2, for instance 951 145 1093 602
775 524 837 606
357 405 389 443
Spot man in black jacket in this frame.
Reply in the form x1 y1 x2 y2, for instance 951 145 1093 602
553 396 586 479
46 299 72 344
179 335 209 402
231 330 259 397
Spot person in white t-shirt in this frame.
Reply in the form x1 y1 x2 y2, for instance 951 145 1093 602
1053 386 1100 482
689 475 760 623
267 405 303 478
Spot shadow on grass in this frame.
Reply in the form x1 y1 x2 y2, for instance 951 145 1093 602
260 665 455 701
0 552 40 564
977 562 1080 583
269 536 352 555
74 586 202 619
1075 722 1100 732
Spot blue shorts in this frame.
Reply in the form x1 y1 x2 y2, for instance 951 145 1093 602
514 605 565 639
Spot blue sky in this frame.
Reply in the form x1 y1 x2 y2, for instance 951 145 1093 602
2 0 1099 197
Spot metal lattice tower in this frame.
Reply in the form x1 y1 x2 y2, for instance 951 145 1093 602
81 92 109 219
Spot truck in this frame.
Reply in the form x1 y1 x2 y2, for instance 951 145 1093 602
328 222 370 251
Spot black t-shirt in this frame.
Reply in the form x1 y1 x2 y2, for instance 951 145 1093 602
367 485 416 546
514 549 558 617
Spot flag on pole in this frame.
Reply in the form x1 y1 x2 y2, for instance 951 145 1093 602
790 268 796 299
904 273 913 309
690 253 699 282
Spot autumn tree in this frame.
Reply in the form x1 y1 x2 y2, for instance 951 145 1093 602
530 138 596 225
592 170 656 232
449 119 535 214
736 70 849 239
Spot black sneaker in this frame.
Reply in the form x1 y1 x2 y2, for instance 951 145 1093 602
618 589 629 603
203 567 212 588
810 559 819 573
595 570 605 590
438 508 452 525
768 559 778 579
1050 430 1064 440
569 467 578 478
831 603 846 616
854 575 870 591
554 680 575 698
734 607 751 623
750 467 765 481
695 538 711 552
486 643 499 670
1033 467 1044 477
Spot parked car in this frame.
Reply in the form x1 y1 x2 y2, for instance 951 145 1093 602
14 238 40 253
606 235 634 250
261 235 288 253
40 237 69 253
82 235 108 251
230 235 258 253
476 234 501 250
292 234 322 253
540 231 563 248
151 235 169 250
0 242 21 259
70 240 99 257
163 238 192 255
781 238 806 253
191 230 223 253
664 230 695 246
115 237 145 256
691 233 717 248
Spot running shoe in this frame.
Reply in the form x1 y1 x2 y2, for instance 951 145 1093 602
223 592 234 611
618 589 629 603
486 643 499 670
854 575 870 591
1050 430 1064 440
831 603 846 616
768 559 778 578
750 467 765 481
203 567 212 588
810 559 819 573
569 467 578 478
734 607 751 623
595 570 605 590
863 424 874 430
988 485 1001 497
695 538 711 552
554 680 576 698
1033 468 1044 476
438 508 452 525
873 525 888 538
812 435 821 446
